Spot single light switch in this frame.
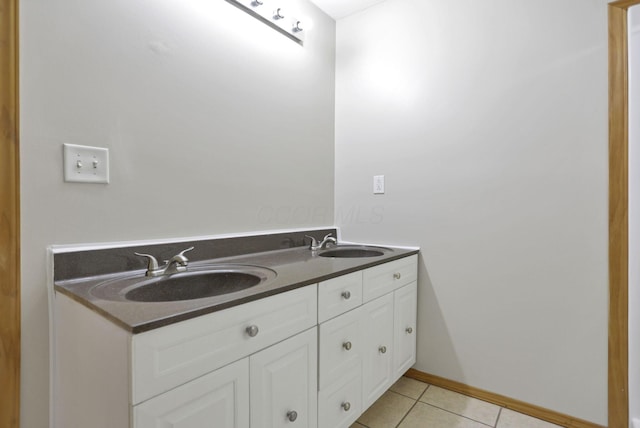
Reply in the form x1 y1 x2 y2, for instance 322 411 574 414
63 144 110 184
373 175 385 194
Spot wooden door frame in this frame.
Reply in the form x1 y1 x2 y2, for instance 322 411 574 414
0 0 20 428
609 1 639 427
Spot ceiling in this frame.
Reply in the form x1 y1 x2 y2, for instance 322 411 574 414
309 0 387 20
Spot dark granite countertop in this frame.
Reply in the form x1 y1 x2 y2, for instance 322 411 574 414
55 244 419 334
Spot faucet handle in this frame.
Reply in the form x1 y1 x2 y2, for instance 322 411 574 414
169 247 195 267
305 235 319 249
177 247 195 258
134 252 160 271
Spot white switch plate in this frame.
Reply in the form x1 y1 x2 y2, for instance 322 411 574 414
373 175 385 194
63 144 110 184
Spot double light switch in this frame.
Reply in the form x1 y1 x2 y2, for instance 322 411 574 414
63 143 110 184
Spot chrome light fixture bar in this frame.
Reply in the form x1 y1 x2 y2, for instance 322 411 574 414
226 0 306 45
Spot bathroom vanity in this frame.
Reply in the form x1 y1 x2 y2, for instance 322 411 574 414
51 229 418 428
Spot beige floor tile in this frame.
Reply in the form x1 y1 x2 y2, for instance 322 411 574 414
357 390 415 428
390 377 429 399
496 409 563 428
350 423 367 428
418 386 500 426
398 402 490 428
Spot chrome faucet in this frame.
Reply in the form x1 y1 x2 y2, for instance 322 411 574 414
135 247 194 277
305 233 337 251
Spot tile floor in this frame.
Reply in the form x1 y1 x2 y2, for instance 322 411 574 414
350 377 563 428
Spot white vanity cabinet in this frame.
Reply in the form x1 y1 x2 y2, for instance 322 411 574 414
317 254 418 428
53 284 317 428
53 253 417 428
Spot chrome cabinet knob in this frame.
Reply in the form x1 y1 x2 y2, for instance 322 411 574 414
286 410 298 422
342 402 351 411
393 272 401 280
343 341 352 351
341 290 351 300
406 327 413 334
379 345 387 354
246 325 259 337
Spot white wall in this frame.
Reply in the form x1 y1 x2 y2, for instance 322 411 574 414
629 4 640 426
19 1 335 426
335 0 608 423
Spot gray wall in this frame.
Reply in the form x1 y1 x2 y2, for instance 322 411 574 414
335 0 608 424
19 0 335 426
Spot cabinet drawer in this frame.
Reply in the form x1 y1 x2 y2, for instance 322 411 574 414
318 271 363 323
363 255 417 303
317 369 362 428
318 306 363 390
131 285 317 404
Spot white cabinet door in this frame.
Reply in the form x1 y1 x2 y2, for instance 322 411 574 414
317 368 362 428
361 293 394 410
250 328 318 428
393 281 418 380
133 358 249 428
318 306 363 390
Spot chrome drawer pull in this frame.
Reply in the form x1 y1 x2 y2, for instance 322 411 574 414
342 402 351 411
406 327 413 334
286 410 298 422
245 325 259 337
341 290 351 300
393 272 401 280
343 341 352 351
379 345 387 354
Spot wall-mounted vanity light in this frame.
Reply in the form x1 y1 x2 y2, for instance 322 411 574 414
226 0 306 45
